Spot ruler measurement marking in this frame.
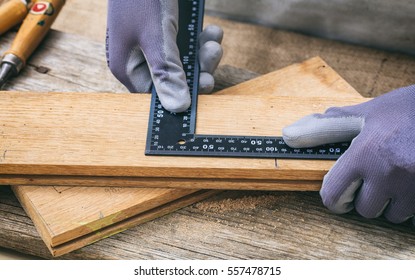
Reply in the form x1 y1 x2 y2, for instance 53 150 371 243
145 0 350 159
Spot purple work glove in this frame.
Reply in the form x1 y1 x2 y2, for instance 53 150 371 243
106 0 223 113
283 85 415 224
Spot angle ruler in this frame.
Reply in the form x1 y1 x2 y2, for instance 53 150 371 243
146 0 350 159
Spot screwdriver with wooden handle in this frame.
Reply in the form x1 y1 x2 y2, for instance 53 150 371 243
0 0 65 89
0 0 31 36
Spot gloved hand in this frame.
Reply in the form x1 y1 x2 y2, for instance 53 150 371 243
106 0 223 113
283 85 415 224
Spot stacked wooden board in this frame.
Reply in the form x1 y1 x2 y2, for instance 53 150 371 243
1 24 414 259
1 29 368 257
0 30 219 256
2 58 367 256
12 186 217 256
0 58 366 190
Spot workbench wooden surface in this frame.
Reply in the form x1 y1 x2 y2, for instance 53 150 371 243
2 187 415 259
48 0 415 99
1 0 415 259
1 53 368 258
0 28 222 258
1 29 415 259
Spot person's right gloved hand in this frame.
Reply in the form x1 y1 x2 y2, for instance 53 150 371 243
106 0 223 113
282 85 415 224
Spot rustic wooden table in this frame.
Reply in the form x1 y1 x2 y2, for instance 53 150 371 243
1 23 415 259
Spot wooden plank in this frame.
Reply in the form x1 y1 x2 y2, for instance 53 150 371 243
12 186 218 256
2 50 365 256
8 60 315 257
0 24 413 260
7 176 323 191
204 16 415 99
7 63 259 257
14 186 199 247
46 0 415 100
1 25 301 257
0 26 365 258
0 29 222 257
0 57 367 189
2 186 415 260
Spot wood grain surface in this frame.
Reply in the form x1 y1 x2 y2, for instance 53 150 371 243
0 57 367 189
1 0 415 259
3 0 415 97
2 187 415 259
13 186 218 256
0 28 219 257
0 53 413 260
6 56 365 256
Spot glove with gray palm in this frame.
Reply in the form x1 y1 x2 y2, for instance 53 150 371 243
107 0 223 113
283 85 415 224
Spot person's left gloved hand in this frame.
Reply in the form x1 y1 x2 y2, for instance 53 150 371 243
106 0 223 113
282 85 415 224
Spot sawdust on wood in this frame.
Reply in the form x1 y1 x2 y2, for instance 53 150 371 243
193 192 282 213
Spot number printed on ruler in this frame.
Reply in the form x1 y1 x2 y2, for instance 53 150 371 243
145 0 351 160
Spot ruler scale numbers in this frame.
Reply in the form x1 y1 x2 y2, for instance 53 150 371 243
145 0 350 160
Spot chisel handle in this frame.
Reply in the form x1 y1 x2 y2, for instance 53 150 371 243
0 0 30 35
4 0 65 67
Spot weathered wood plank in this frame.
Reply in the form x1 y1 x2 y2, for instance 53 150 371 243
0 27 282 257
1 11 413 259
2 186 415 259
5 175 323 191
0 57 367 189
2 52 364 256
203 16 415 99
13 186 219 257
0 28 223 257
14 186 194 247
0 31 125 92
6 61 262 257
45 0 415 100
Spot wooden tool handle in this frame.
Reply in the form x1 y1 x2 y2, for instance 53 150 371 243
0 0 30 35
4 0 65 64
